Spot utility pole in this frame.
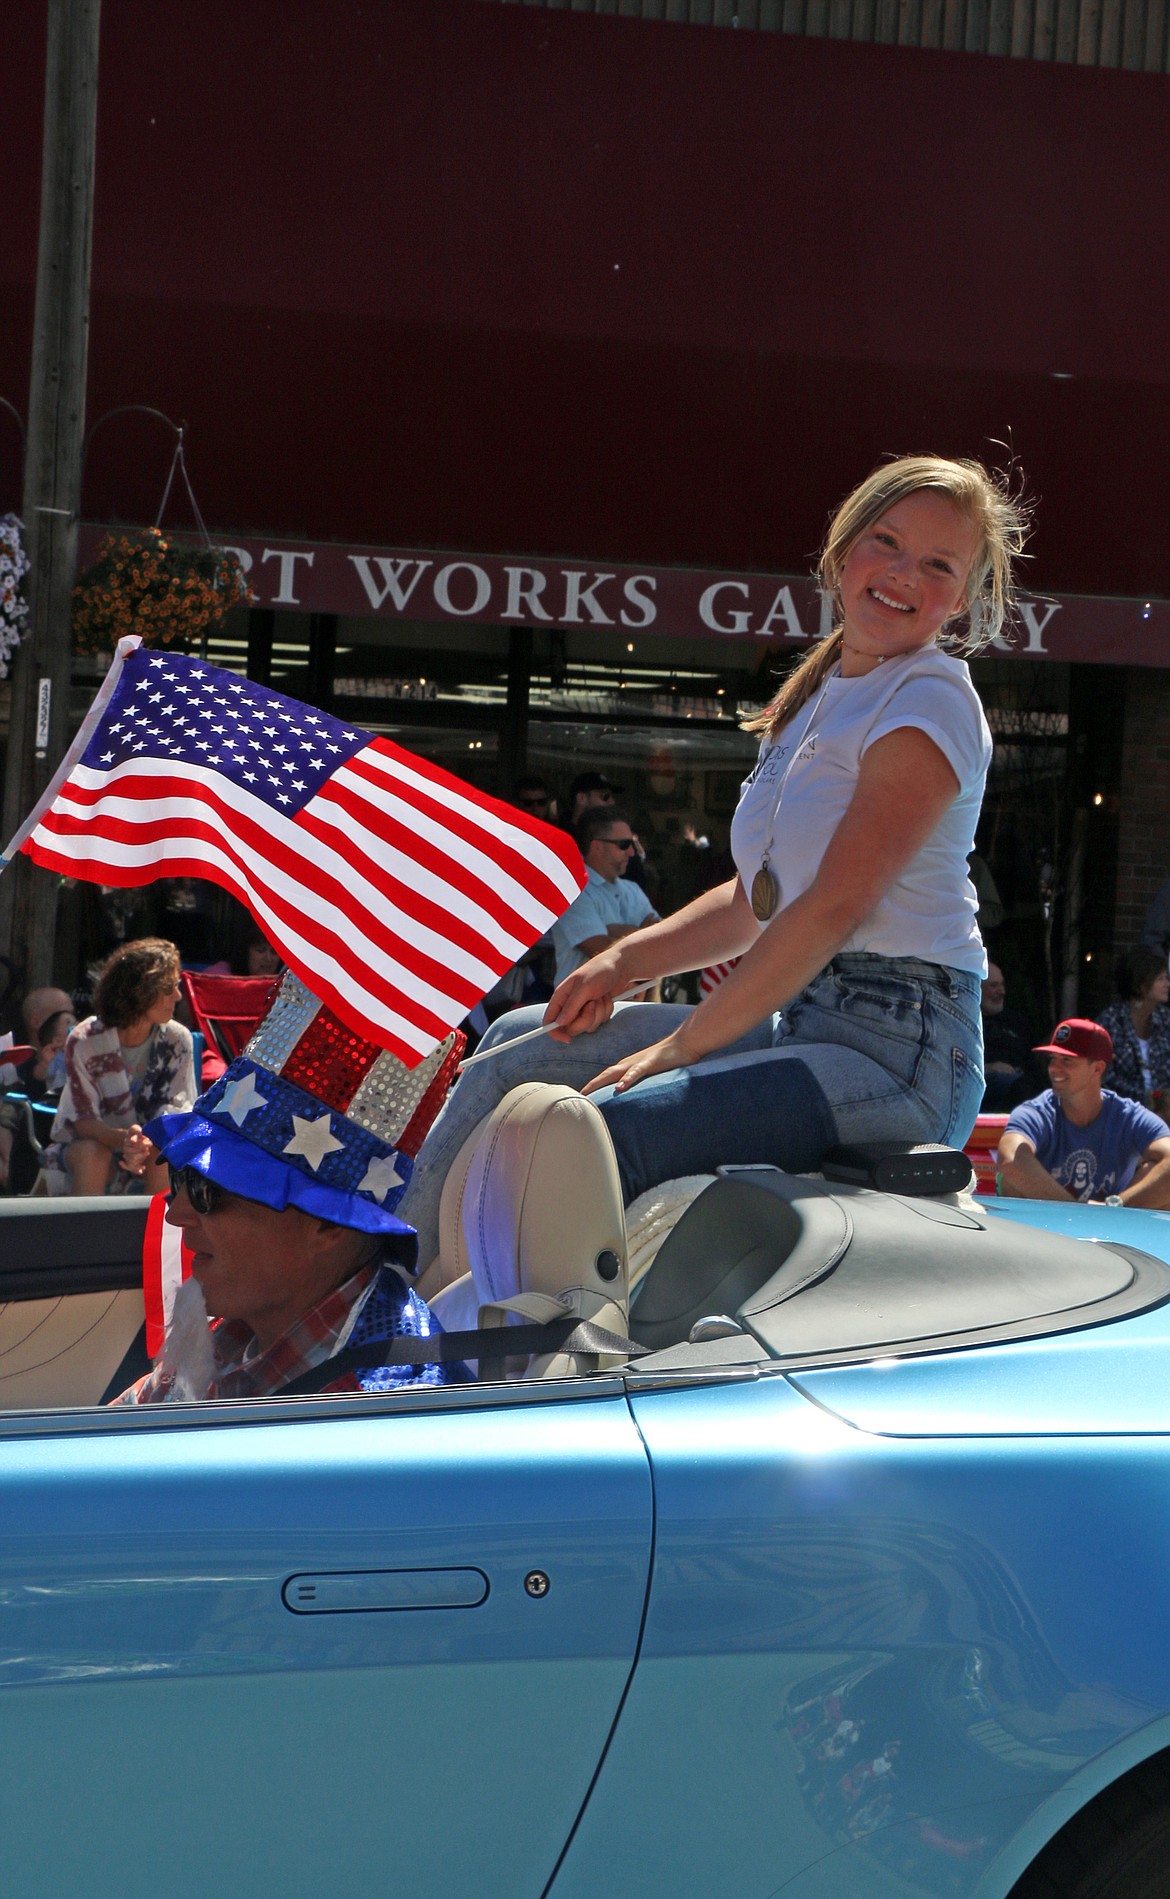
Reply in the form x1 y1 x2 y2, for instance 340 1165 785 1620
0 0 101 984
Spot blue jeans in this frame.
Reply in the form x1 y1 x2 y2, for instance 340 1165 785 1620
397 954 984 1267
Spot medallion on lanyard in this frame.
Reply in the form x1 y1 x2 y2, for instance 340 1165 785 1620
751 859 779 922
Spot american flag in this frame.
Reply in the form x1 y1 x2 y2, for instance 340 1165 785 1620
699 958 740 997
142 1190 193 1358
7 638 585 1064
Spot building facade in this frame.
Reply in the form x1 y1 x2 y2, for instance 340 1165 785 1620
2 0 1168 1015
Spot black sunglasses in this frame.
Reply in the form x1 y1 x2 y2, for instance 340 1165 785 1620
167 1163 223 1216
605 836 637 851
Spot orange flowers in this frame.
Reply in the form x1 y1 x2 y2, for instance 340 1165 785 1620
72 528 254 655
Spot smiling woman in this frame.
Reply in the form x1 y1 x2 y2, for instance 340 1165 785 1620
395 457 1031 1265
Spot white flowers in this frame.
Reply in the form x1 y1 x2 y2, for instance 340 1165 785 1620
0 514 30 680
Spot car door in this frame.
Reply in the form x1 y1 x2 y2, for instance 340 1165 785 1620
0 1377 652 1899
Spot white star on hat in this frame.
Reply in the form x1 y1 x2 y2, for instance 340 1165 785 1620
216 1071 269 1127
357 1154 404 1203
284 1112 344 1171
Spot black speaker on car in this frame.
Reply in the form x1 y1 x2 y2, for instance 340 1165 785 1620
820 1141 975 1197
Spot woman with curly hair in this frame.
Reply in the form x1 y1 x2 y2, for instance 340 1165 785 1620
46 937 195 1196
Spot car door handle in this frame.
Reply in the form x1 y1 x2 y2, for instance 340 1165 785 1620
282 1568 489 1614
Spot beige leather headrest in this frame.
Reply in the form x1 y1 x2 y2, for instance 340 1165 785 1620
459 1084 627 1308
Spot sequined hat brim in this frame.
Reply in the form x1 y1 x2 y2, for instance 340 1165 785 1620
145 1110 419 1260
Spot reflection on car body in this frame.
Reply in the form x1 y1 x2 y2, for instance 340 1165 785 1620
1 1149 1170 1898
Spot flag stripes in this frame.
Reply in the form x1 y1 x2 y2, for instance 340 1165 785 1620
17 640 585 1063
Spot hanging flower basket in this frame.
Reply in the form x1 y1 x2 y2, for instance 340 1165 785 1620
0 513 31 680
72 527 253 656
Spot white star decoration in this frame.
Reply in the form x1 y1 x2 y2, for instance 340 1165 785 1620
89 652 368 812
284 1112 344 1170
216 1071 269 1127
358 1154 404 1202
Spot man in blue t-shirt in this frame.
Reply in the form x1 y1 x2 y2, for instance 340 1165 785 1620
550 807 659 982
997 1017 1170 1206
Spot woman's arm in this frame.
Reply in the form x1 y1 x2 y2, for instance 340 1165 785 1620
583 725 961 1093
70 1116 129 1153
545 875 760 1041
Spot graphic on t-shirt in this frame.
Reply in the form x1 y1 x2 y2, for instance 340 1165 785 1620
1055 1149 1103 1199
750 743 790 788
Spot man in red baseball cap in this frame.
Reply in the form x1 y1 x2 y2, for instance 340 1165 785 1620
997 1017 1170 1205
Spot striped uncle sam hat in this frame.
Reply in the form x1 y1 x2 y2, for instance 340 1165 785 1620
145 970 463 1257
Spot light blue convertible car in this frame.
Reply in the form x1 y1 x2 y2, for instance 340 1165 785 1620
2 1137 1169 1899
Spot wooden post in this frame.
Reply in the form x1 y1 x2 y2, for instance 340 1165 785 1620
0 0 101 987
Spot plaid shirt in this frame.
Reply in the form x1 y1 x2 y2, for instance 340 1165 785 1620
115 1262 458 1404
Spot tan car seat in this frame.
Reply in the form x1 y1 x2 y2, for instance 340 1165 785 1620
420 1082 630 1378
0 1288 145 1408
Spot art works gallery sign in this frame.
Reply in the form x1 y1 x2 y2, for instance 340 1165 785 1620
78 529 1170 666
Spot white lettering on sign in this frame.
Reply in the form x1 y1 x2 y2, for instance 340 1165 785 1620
561 571 616 625
503 567 553 622
218 543 254 575
261 547 315 606
433 562 492 617
986 598 1061 655
757 585 809 641
620 575 657 627
348 556 433 613
1017 600 1061 653
699 580 752 635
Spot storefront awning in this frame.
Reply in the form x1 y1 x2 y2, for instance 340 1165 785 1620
77 526 1170 668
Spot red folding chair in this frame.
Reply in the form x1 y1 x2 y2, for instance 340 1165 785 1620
180 972 279 1088
964 1112 1009 1196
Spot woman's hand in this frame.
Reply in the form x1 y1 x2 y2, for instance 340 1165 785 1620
543 949 632 1043
118 1125 154 1176
581 1025 699 1097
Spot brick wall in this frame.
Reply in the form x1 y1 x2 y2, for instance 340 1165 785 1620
1114 667 1170 950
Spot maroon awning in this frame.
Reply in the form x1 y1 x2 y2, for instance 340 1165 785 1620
5 1 1170 603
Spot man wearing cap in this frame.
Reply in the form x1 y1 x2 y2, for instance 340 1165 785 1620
997 1017 1170 1206
550 807 660 984
112 973 469 1403
565 770 622 830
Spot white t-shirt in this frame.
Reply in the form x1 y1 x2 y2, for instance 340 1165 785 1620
730 644 992 974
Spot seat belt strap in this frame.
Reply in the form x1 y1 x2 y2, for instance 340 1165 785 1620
278 1316 647 1397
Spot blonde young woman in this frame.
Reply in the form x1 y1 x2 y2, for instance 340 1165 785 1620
397 456 1029 1262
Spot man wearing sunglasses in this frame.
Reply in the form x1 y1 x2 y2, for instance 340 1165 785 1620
550 807 659 984
110 972 469 1405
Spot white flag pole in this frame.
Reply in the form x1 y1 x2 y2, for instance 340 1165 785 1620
0 635 142 869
